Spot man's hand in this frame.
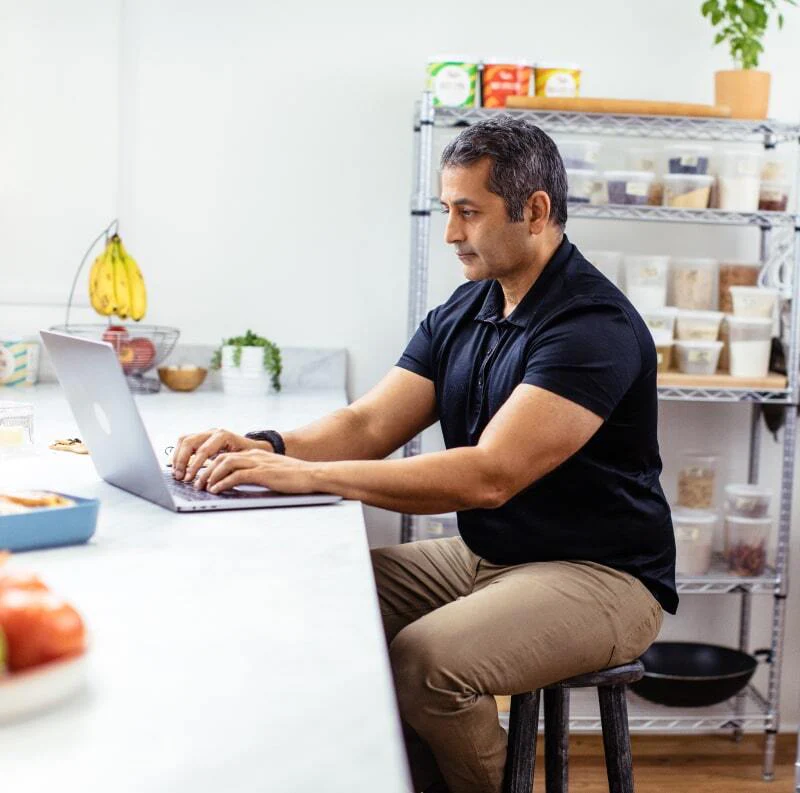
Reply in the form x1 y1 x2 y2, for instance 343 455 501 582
193 449 319 494
171 429 266 482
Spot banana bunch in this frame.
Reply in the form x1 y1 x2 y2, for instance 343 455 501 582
88 234 147 321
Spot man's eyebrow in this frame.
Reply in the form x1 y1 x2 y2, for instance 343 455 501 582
440 197 478 206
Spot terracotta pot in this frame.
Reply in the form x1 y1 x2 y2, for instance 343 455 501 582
714 70 771 120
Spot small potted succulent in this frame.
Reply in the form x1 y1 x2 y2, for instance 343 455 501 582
211 330 282 396
702 0 796 119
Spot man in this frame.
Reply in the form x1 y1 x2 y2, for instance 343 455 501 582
172 115 676 793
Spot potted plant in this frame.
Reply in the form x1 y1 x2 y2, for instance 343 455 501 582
211 330 282 395
702 0 795 119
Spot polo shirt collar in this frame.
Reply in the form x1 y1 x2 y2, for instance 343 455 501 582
474 235 573 328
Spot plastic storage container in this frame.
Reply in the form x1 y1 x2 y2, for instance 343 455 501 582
566 169 598 204
724 484 772 519
675 341 723 375
558 139 602 170
662 174 713 208
758 181 790 212
623 255 669 311
0 401 33 450
665 145 712 175
727 316 772 378
642 307 678 338
417 512 459 540
729 286 779 318
669 258 718 310
672 508 717 576
718 150 763 212
718 262 760 313
0 493 99 551
584 250 622 286
677 453 719 509
604 170 655 205
626 147 660 172
655 342 673 372
725 515 771 576
675 310 724 341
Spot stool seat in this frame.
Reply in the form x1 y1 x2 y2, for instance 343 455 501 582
546 660 644 690
503 661 644 793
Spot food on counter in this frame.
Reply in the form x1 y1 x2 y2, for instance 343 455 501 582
0 589 86 671
0 491 75 509
758 181 790 212
727 316 772 378
426 56 477 107
534 62 581 97
724 484 772 519
677 453 718 509
481 61 532 108
662 174 713 209
558 139 602 170
89 234 147 321
718 262 760 313
669 258 718 311
48 438 89 455
672 508 716 576
0 570 48 594
674 340 723 375
623 254 669 312
566 169 598 203
665 145 711 175
604 170 654 206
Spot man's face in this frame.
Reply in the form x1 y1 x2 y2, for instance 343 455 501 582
440 158 534 281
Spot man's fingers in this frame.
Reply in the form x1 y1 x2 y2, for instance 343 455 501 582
184 433 229 482
172 433 210 478
208 468 252 494
204 453 257 490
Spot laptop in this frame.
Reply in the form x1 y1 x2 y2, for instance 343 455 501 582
39 330 343 512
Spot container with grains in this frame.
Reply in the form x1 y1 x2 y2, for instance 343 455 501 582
677 453 718 509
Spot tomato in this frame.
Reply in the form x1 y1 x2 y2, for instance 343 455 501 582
0 571 48 595
0 589 86 671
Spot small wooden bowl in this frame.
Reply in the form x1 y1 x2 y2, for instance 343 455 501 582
157 366 207 392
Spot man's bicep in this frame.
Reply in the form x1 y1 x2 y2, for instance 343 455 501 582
349 366 438 459
477 384 603 502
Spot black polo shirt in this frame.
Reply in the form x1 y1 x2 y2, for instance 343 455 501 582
397 235 677 614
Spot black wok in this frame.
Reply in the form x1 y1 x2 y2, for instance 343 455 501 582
630 642 771 707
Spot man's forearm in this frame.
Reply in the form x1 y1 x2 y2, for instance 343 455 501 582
309 446 503 513
275 408 380 462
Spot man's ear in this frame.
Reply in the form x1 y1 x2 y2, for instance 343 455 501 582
527 191 551 235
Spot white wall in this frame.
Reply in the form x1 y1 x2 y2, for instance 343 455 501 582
4 0 800 729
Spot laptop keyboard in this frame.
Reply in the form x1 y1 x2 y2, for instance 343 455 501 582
163 471 250 501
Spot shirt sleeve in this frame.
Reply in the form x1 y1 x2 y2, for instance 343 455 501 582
396 307 438 381
522 301 643 420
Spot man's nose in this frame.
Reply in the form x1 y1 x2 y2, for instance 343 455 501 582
444 213 464 245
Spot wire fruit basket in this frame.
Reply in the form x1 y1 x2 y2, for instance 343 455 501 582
50 324 180 394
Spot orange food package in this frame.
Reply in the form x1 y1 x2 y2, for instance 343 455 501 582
481 62 532 108
0 589 86 671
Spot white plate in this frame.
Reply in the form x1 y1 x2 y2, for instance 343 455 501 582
0 652 88 723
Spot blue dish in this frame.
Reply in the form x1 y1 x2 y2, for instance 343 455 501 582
0 494 99 552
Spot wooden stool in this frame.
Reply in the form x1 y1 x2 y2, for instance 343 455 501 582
503 661 644 793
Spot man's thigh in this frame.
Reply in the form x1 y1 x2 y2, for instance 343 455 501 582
391 558 663 695
370 536 478 644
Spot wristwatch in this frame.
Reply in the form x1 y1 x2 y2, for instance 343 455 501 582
244 429 286 455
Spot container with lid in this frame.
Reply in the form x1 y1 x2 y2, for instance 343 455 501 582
717 150 763 212
759 181 790 212
725 515 771 576
655 341 673 373
534 62 581 97
724 484 772 519
626 147 661 173
481 60 532 108
675 340 723 375
719 262 760 313
665 144 712 175
677 452 719 509
584 250 622 286
675 310 724 341
669 257 718 311
0 401 34 451
605 170 655 206
672 508 717 576
557 139 602 170
566 169 599 204
642 307 678 338
727 316 772 378
426 55 478 108
623 255 669 312
729 286 779 318
662 174 713 209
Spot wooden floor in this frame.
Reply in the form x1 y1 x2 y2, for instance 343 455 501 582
520 733 796 792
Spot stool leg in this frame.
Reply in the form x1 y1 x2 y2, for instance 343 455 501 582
597 684 635 793
503 690 540 793
544 686 570 793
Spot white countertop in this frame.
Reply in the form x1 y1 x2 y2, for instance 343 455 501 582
1 385 410 793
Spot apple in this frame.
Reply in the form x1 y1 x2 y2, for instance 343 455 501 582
117 342 136 373
102 325 129 350
129 338 156 371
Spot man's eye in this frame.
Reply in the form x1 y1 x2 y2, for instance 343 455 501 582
461 210 474 218
439 206 449 215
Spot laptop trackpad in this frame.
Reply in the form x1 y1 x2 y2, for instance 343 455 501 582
232 484 271 494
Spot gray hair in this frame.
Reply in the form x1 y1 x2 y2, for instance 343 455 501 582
440 115 568 229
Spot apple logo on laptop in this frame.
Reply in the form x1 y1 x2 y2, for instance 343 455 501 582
93 402 112 436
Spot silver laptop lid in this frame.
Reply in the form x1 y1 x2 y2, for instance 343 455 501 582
39 330 175 509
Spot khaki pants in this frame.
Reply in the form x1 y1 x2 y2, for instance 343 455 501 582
371 536 663 793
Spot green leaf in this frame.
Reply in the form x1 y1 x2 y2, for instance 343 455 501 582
701 0 716 15
779 12 784 26
741 3 757 24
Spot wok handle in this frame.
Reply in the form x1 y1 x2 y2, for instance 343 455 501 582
753 648 773 664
